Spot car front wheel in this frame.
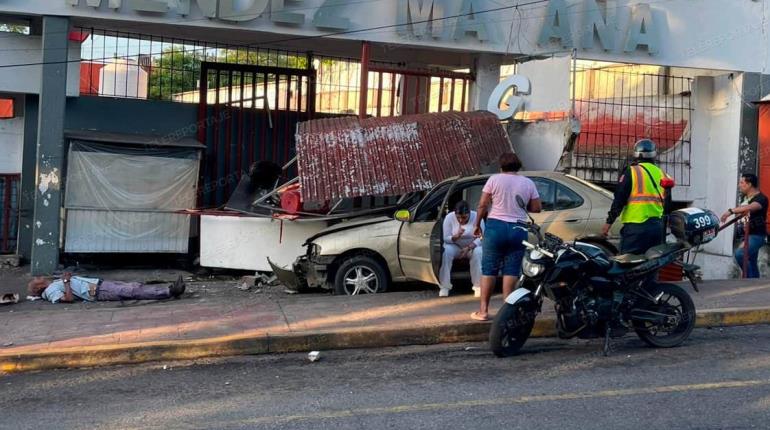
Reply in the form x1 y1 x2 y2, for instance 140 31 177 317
333 255 389 295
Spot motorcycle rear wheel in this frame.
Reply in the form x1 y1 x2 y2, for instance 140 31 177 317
632 283 695 348
490 302 534 357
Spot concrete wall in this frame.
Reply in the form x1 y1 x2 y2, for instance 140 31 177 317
685 74 744 279
64 96 199 137
0 33 81 97
3 0 770 72
0 95 24 174
17 96 199 260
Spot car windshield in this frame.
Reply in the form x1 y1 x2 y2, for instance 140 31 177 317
564 174 613 199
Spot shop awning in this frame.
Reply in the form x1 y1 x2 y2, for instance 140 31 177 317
295 111 511 202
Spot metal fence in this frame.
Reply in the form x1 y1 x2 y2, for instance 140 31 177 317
77 28 472 117
77 27 307 101
0 174 19 254
570 65 693 186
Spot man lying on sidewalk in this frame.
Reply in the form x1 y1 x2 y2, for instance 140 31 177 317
27 272 186 303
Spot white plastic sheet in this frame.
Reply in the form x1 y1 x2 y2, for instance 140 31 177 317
65 141 198 210
64 140 200 253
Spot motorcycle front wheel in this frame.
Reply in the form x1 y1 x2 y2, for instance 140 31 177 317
489 302 535 357
632 282 696 348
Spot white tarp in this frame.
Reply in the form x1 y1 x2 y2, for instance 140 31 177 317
64 140 200 253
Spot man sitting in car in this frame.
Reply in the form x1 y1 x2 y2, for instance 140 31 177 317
438 201 483 297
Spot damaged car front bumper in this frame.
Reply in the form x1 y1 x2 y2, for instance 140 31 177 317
268 254 336 291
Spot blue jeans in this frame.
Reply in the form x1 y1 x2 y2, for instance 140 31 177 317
481 218 528 277
734 235 766 279
620 218 664 255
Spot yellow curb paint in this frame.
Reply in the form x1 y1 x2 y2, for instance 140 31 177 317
2 307 770 373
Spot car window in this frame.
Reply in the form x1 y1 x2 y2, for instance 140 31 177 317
414 181 454 222
445 182 486 216
530 177 555 211
556 183 584 210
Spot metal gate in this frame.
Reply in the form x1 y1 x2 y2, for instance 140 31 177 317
367 65 472 116
197 62 316 206
0 174 19 254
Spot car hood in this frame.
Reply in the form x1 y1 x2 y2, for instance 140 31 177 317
305 216 395 243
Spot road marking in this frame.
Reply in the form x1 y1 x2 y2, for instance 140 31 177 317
221 379 770 426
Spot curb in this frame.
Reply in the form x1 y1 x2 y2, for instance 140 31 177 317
2 307 770 373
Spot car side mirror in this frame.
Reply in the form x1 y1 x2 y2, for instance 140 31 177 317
395 209 412 222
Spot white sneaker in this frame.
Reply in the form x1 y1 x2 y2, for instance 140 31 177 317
439 287 451 297
472 286 481 298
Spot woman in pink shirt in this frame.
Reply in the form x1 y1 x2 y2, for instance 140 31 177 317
471 152 541 321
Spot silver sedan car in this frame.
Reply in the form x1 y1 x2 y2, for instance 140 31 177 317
274 172 621 295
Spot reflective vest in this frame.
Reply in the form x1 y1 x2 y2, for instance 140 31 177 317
620 162 666 224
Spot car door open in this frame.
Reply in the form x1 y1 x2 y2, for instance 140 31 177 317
397 180 457 285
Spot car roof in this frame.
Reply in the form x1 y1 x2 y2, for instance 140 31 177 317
451 170 569 184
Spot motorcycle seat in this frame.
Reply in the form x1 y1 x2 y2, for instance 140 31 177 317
644 242 686 259
611 253 647 266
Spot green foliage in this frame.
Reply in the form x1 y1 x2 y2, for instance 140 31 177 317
148 46 309 100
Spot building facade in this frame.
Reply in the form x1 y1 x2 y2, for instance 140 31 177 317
1 0 769 277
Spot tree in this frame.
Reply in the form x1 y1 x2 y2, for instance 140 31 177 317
0 24 29 34
148 47 203 100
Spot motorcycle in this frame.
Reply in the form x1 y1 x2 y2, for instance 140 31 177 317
489 197 719 357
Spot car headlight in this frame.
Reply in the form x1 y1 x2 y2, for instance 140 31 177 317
522 258 545 277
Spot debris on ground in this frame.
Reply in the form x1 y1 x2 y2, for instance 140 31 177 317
26 296 41 302
256 273 278 288
308 351 321 362
0 293 19 305
0 254 20 268
236 276 257 291
2 342 13 347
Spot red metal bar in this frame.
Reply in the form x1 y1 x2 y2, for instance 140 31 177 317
284 75 291 163
376 71 383 117
437 77 444 113
249 71 256 167
225 69 233 197
460 79 467 112
196 64 209 206
358 41 371 119
389 73 396 116
743 220 750 278
369 65 473 81
274 74 280 163
401 76 408 116
449 78 456 111
261 73 268 161
212 69 221 205
414 76 420 114
238 70 244 177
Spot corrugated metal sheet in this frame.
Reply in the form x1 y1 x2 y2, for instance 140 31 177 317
296 111 511 202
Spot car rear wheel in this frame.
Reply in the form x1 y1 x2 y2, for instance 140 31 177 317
333 255 389 295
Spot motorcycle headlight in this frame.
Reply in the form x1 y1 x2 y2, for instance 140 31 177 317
522 257 545 277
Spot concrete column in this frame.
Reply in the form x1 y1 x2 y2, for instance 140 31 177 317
470 53 502 111
30 16 69 275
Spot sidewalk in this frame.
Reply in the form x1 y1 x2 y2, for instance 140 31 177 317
2 272 770 372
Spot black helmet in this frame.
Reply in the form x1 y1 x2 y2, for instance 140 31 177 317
633 139 657 159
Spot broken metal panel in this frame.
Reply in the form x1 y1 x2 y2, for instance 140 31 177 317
296 111 511 202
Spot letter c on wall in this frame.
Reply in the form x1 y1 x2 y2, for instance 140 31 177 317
487 75 531 120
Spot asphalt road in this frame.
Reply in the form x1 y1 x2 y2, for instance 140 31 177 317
2 325 770 430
